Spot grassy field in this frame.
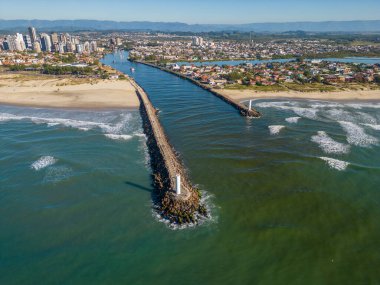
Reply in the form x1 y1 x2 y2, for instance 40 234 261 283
224 84 288 92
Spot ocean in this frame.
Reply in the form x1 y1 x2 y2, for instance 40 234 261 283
1 52 379 284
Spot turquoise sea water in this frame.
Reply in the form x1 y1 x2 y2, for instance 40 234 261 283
1 52 380 284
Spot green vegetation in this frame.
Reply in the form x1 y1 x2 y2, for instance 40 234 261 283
144 55 157 61
41 64 94 76
224 84 288 92
283 83 337 92
8 64 41 71
59 53 77 63
223 71 243 81
223 82 350 93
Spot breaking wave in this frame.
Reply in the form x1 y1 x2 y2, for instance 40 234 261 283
31 156 57 171
104 134 134 140
285 117 301 124
362 123 380 131
311 131 350 154
255 101 318 120
339 121 378 147
0 110 144 142
153 189 217 230
268 125 285 135
320 157 350 171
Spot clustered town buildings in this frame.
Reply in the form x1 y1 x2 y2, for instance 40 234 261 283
1 30 380 88
164 60 380 88
129 36 379 62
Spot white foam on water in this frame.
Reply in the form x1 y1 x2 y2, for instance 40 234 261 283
0 113 21 122
0 111 143 142
285 117 301 124
0 112 134 133
255 101 319 120
104 134 133 141
345 103 380 110
255 101 295 109
31 156 57 171
268 125 285 135
133 133 146 138
47 123 60 127
339 121 378 147
356 112 377 124
309 102 342 109
153 189 217 231
292 107 319 120
320 157 350 171
325 108 353 122
42 166 73 184
363 123 380 131
311 131 350 154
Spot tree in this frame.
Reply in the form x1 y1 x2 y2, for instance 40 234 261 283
224 71 243 81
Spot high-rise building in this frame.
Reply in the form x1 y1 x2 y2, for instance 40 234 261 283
59 34 67 44
51 33 59 45
57 43 66 54
5 33 27 51
192 36 204 46
116 37 122 46
3 39 12 51
76 44 83 54
40 33 52 52
90 41 97 53
66 42 75 53
28 27 37 43
23 35 32 49
83 41 90 53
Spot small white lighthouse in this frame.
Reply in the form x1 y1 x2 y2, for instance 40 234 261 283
248 100 253 111
176 174 181 195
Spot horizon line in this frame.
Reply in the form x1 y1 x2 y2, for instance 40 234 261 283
1 18 380 26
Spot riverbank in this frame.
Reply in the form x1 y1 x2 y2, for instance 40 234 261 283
0 73 140 109
215 88 380 102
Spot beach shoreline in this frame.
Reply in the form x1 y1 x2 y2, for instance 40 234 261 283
214 88 380 103
0 74 140 109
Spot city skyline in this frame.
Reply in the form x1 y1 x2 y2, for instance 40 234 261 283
1 0 380 24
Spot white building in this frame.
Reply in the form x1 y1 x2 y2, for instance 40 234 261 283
40 33 52 52
192 36 204 46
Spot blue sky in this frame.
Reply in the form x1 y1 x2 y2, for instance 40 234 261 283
1 0 380 24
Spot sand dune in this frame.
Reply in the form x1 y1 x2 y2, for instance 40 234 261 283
0 75 139 109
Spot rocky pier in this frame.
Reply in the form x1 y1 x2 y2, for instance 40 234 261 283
129 78 207 225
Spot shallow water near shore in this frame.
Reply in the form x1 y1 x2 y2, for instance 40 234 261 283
1 51 380 284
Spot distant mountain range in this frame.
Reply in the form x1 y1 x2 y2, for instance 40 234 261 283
1 19 380 33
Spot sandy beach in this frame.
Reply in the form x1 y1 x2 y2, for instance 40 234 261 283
215 88 380 103
0 74 140 109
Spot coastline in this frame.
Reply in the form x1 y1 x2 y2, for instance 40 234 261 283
215 88 380 103
0 74 140 109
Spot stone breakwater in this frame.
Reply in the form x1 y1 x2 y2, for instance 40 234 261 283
134 61 261 118
129 78 207 225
